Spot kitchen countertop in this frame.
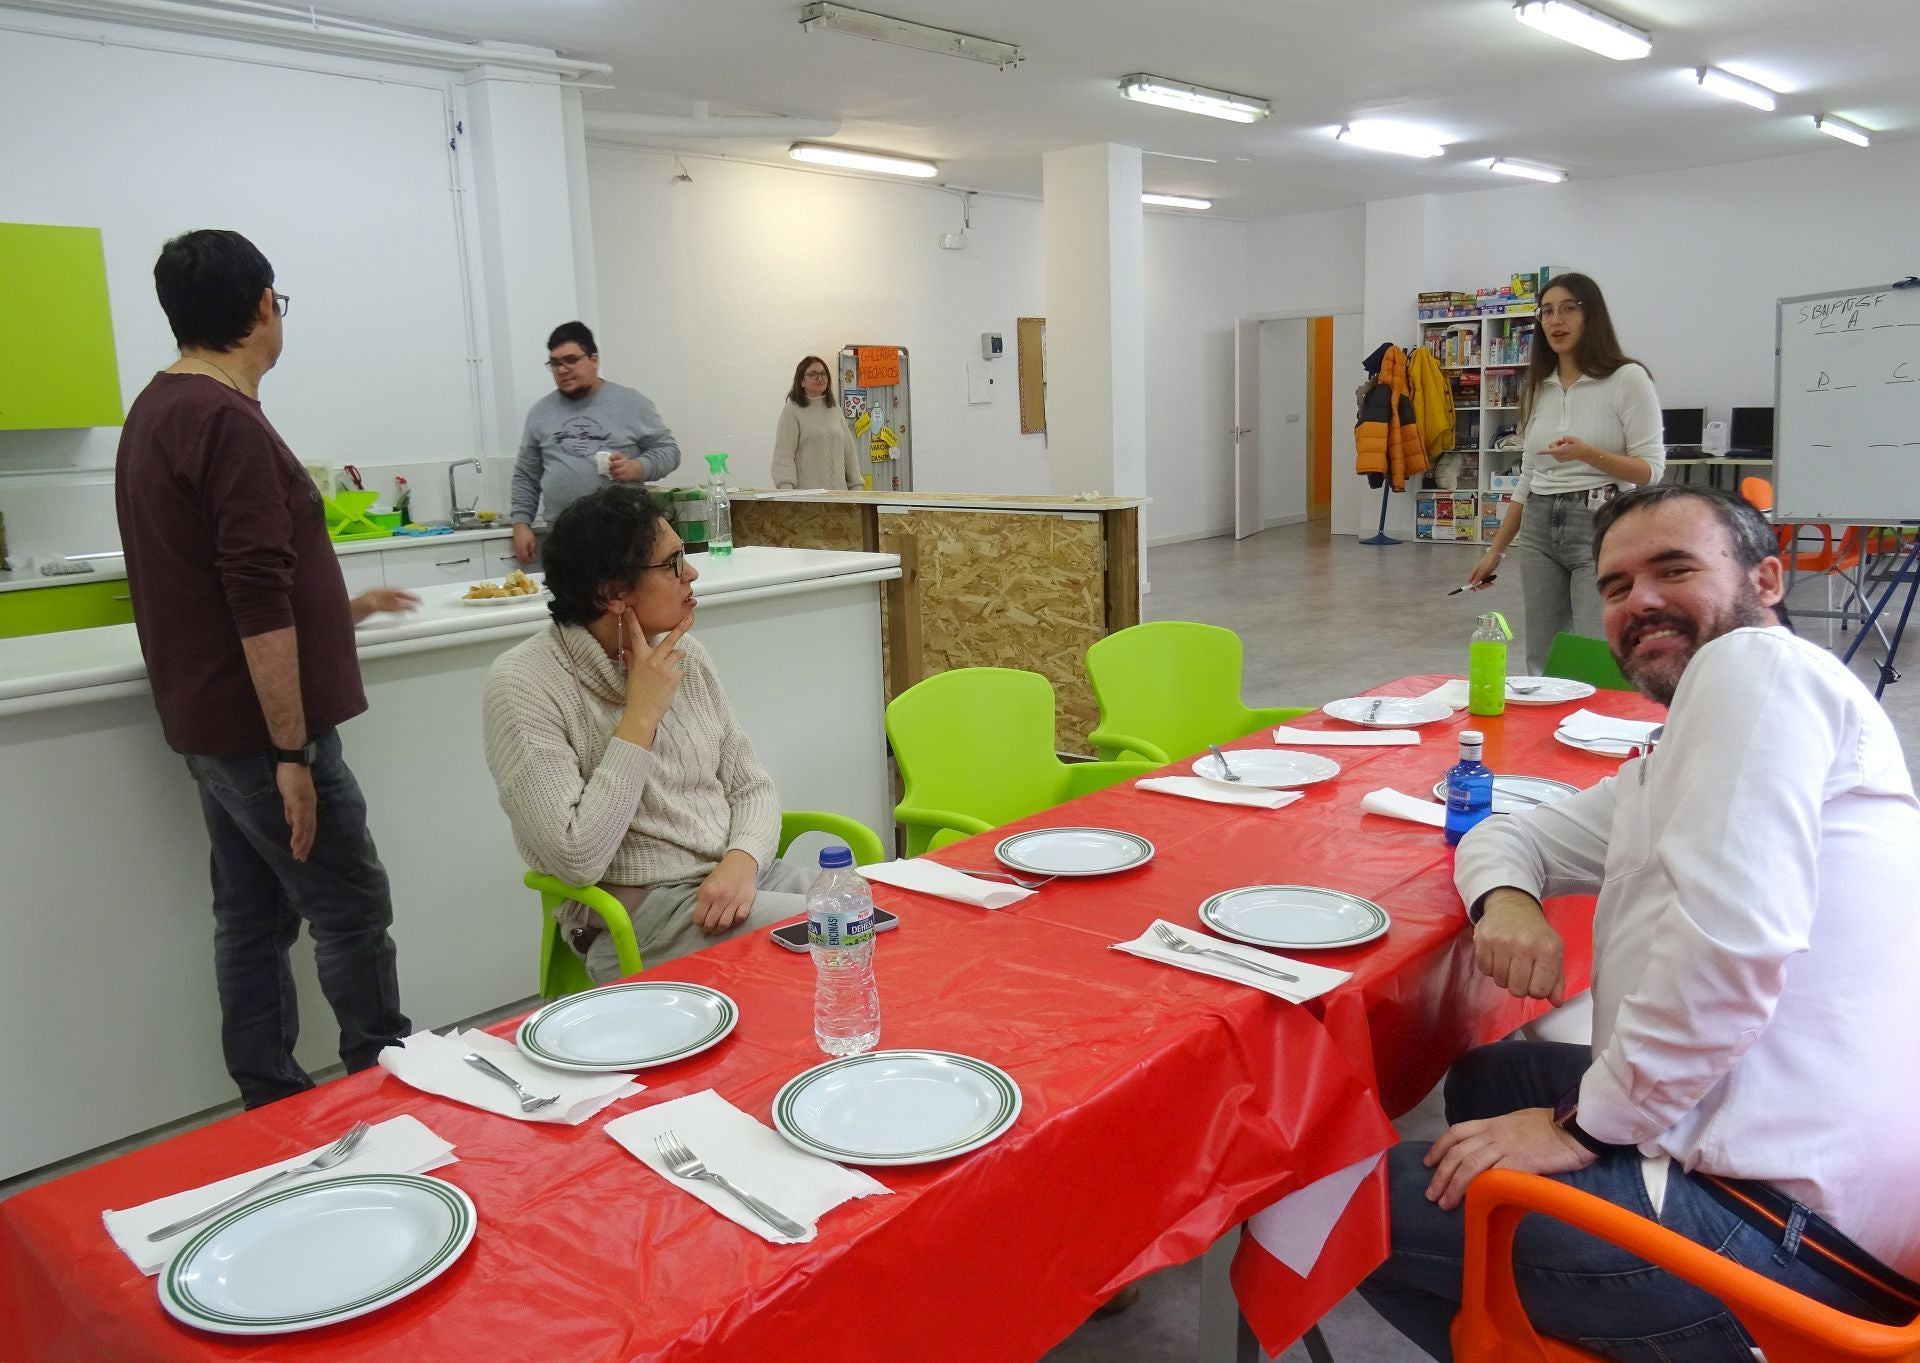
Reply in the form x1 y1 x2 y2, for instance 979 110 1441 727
730 488 1150 512
0 545 899 706
0 525 534 596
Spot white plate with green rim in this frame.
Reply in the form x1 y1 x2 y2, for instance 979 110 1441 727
1322 696 1455 728
995 827 1154 877
1502 676 1597 706
772 1050 1022 1166
1191 749 1340 789
1429 774 1579 814
160 1173 475 1336
516 981 738 1071
1198 885 1391 951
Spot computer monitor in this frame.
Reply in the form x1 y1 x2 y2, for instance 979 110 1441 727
1662 407 1704 446
1731 406 1774 453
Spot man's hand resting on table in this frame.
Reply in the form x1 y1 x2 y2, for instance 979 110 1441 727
1473 887 1566 1003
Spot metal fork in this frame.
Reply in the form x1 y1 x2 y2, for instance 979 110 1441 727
654 1131 808 1238
947 867 1056 889
464 1052 560 1113
1207 744 1242 782
148 1121 371 1241
1151 923 1300 984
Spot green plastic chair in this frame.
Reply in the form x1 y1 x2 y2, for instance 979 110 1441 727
1084 621 1314 764
885 667 1142 857
528 809 886 999
1541 632 1635 692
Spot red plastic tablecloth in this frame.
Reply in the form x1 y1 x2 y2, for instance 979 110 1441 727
0 883 1392 1363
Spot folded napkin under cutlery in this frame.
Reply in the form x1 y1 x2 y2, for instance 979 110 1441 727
378 1027 642 1124
857 858 1035 909
103 1114 457 1274
606 1089 888 1244
1360 787 1448 828
1136 776 1304 809
1557 708 1662 753
1111 919 1350 1003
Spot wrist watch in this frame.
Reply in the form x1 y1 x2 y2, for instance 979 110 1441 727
271 742 317 766
1551 1084 1621 1156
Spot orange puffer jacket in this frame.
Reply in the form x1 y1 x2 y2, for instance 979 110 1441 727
1354 345 1430 492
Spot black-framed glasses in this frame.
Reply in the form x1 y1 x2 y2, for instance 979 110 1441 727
545 351 594 370
803 369 830 381
643 548 688 580
272 292 290 318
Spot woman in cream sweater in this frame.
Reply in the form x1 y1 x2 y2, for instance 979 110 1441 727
771 354 863 490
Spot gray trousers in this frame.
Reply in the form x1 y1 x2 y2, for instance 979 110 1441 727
579 858 817 984
1513 491 1605 675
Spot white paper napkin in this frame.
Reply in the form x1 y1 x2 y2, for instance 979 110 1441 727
1272 725 1420 747
1419 678 1471 710
1136 776 1304 809
1110 919 1350 1003
103 1114 457 1275
857 858 1034 909
1361 787 1448 828
1245 1154 1383 1277
606 1089 889 1243
1558 708 1660 747
378 1027 642 1125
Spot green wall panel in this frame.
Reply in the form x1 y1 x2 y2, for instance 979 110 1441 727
0 223 125 430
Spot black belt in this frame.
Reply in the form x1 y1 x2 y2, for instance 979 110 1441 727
1699 1175 1920 1321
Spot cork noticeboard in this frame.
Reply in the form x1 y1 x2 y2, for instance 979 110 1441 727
1016 317 1046 434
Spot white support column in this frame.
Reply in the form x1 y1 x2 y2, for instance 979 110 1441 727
1348 193 1438 538
1043 143 1147 501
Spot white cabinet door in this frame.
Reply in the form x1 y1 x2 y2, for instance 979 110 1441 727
380 539 498 588
336 552 387 595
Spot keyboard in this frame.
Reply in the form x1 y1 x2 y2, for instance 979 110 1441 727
37 560 96 576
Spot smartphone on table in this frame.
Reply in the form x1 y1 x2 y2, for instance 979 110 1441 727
770 908 900 952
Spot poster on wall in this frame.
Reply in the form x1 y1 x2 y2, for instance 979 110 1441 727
855 346 901 387
841 388 867 420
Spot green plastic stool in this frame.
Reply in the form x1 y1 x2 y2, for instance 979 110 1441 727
1541 632 1635 692
885 667 1141 857
1084 621 1313 764
528 809 886 999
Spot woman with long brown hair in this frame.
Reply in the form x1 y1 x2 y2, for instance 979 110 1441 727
771 354 863 490
1466 273 1665 673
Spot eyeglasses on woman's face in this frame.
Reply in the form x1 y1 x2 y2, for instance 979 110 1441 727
1537 299 1584 322
643 548 688 580
803 368 829 382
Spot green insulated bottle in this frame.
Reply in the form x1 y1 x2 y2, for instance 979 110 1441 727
1468 610 1512 717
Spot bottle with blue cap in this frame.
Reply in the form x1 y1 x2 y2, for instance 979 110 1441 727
807 844 880 1055
1444 730 1495 846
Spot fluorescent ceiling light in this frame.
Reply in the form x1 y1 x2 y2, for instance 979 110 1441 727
1694 66 1777 111
789 142 939 178
1513 1 1652 60
1335 122 1446 159
1118 74 1270 124
1488 157 1568 183
1142 193 1212 210
798 2 1021 68
1814 114 1871 147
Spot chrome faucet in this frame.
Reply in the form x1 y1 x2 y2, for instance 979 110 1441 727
447 458 484 527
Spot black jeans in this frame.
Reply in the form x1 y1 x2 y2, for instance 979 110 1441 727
184 728 409 1108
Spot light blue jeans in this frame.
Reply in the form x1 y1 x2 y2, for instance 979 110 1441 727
1514 491 1605 674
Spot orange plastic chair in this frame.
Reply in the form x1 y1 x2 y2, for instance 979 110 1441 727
1453 1170 1920 1363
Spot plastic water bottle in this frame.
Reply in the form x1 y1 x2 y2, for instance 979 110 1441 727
1468 610 1512 717
807 846 880 1056
1444 730 1495 847
703 453 733 557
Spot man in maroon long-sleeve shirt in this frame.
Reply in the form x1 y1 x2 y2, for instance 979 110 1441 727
115 230 413 1107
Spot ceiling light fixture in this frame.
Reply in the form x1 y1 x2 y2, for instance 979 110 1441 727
1512 1 1652 61
788 142 939 178
1118 74 1271 124
798 3 1022 69
1693 66 1777 111
1813 115 1871 147
1334 123 1446 159
1142 193 1212 210
1488 157 1568 183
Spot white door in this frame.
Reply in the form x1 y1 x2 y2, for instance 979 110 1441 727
1233 318 1260 540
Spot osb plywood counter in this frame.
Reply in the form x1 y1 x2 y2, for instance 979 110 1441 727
730 490 1146 753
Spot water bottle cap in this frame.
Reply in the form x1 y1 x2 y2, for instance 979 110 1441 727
1460 730 1485 751
817 844 853 868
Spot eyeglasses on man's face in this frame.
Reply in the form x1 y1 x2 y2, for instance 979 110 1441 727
643 548 688 580
546 350 594 371
272 292 290 318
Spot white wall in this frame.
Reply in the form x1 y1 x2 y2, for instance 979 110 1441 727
1257 318 1308 527
1247 207 1366 317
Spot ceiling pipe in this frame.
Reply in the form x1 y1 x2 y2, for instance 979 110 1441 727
585 103 841 141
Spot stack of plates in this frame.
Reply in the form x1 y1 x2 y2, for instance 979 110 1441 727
772 1050 1022 1166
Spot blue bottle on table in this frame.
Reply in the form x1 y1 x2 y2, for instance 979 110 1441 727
1444 730 1494 846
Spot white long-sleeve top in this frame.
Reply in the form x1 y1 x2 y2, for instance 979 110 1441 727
1513 362 1664 502
1455 626 1920 1273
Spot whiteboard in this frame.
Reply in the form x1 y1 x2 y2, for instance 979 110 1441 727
1774 283 1920 522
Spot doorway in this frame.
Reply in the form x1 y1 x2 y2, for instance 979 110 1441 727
1233 311 1356 540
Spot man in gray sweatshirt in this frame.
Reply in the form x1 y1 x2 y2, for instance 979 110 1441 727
511 321 681 562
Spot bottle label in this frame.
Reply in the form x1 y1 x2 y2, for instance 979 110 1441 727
808 909 874 950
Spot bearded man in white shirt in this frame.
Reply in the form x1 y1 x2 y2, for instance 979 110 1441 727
1360 485 1920 1361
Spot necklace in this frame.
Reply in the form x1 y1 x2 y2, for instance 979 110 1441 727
181 355 252 396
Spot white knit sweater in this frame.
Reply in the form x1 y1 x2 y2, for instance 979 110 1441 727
771 398 863 490
482 623 781 888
